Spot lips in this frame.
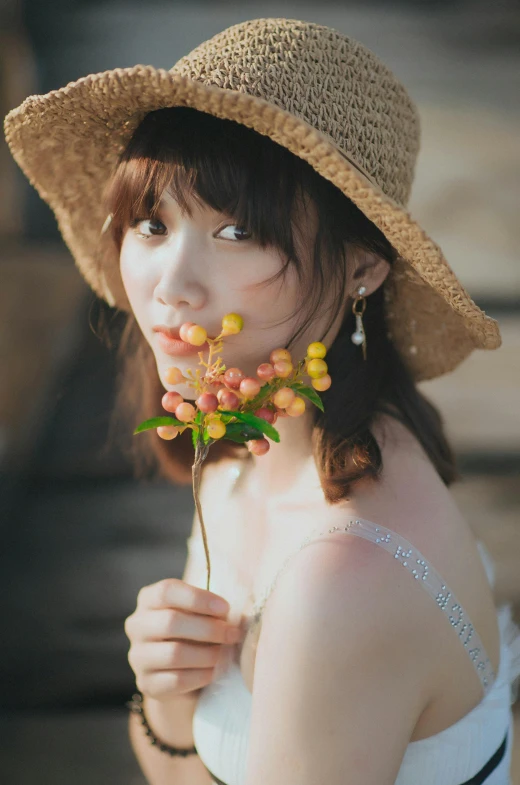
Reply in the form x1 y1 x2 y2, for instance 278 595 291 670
153 325 183 339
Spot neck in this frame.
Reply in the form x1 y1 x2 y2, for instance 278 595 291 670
244 408 317 500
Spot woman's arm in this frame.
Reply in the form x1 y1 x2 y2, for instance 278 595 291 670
129 689 213 785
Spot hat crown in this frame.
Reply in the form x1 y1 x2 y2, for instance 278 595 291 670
171 18 421 205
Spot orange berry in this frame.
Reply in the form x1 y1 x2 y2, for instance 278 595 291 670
273 387 295 408
311 374 331 391
307 358 328 379
157 426 179 440
175 402 197 422
164 366 185 384
286 396 306 417
179 322 196 342
186 325 208 346
270 348 292 365
273 359 293 378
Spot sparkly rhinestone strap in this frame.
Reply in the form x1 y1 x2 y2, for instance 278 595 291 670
319 518 496 696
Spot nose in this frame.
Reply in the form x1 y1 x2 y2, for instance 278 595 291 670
154 232 207 310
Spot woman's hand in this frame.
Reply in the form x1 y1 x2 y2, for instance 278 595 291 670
125 578 243 701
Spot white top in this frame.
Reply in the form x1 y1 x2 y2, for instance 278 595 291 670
190 519 520 785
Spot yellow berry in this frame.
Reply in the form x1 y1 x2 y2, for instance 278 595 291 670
164 366 185 384
207 419 226 439
157 426 179 440
221 313 244 335
285 397 306 417
186 325 208 346
307 358 328 379
311 374 332 391
307 341 327 359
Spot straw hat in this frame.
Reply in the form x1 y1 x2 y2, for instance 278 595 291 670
4 17 501 381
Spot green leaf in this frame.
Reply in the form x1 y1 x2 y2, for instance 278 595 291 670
222 422 265 443
290 382 324 412
223 410 280 442
134 416 184 434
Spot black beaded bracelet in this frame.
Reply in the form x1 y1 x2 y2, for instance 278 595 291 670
126 691 198 757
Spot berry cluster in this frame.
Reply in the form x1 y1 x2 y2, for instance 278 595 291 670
134 313 332 456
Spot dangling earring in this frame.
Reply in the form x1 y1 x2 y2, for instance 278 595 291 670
351 285 367 361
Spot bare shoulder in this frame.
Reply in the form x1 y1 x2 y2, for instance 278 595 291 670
258 524 437 710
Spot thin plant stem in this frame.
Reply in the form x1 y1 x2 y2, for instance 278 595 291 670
192 436 212 591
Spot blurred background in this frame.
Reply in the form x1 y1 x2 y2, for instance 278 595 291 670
1 0 519 782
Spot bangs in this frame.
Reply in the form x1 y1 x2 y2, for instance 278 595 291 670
102 105 396 348
103 106 308 265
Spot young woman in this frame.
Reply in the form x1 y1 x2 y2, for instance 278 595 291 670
5 17 520 785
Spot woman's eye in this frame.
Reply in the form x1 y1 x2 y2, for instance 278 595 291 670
132 218 167 238
216 224 252 242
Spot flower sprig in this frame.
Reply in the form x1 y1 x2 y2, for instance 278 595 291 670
133 313 332 590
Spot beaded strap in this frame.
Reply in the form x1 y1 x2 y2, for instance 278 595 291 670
126 692 198 757
251 517 496 697
322 518 497 695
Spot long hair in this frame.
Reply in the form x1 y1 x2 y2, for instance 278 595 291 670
96 106 459 502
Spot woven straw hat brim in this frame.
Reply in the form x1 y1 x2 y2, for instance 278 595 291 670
4 65 501 382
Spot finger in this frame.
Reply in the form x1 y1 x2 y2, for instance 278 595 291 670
137 667 215 699
137 578 230 618
127 607 238 644
129 640 222 673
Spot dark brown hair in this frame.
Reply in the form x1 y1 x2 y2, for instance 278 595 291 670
96 106 459 501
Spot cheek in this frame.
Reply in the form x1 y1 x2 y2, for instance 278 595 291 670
119 237 156 307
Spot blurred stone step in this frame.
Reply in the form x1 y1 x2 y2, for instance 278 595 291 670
451 473 520 609
419 313 520 456
1 243 88 475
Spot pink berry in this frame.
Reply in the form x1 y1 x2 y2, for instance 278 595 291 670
161 391 184 413
257 363 276 382
273 359 293 378
254 407 275 424
217 388 240 410
223 367 245 390
175 402 196 422
196 392 219 413
239 377 262 399
179 323 196 342
247 438 270 455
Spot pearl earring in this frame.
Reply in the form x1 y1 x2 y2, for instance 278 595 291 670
351 285 367 361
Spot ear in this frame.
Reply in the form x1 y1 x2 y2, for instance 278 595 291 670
348 249 391 298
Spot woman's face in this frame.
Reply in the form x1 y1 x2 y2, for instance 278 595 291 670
119 188 346 401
